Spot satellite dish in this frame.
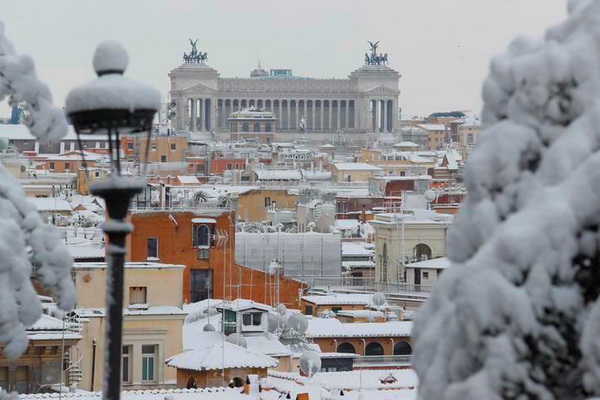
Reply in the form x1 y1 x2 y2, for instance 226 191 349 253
299 351 322 377
278 314 290 329
285 313 309 334
203 323 215 332
372 292 386 307
276 303 287 316
226 333 247 348
267 313 279 333
424 189 437 202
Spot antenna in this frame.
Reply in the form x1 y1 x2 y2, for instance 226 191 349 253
299 351 322 378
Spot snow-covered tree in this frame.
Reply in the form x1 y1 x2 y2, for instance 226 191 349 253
0 21 74 359
414 1 600 398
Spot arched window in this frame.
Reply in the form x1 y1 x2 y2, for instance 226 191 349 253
193 224 211 248
265 123 272 132
365 342 384 356
467 133 474 144
242 122 249 132
393 341 412 355
337 342 356 354
254 122 261 132
412 243 432 262
232 377 244 388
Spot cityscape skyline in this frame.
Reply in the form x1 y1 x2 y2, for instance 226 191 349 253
1 0 566 119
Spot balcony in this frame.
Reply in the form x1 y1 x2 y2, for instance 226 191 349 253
353 355 412 369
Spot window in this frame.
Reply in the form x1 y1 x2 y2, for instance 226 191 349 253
192 224 212 248
170 143 176 151
467 133 474 144
0 367 8 392
243 312 262 326
190 269 211 302
49 162 55 170
15 366 28 393
151 144 157 152
331 307 342 314
265 123 271 133
127 142 134 150
197 248 210 259
129 287 147 305
160 155 167 162
94 171 101 178
147 237 158 259
227 163 232 170
305 305 313 315
254 122 260 132
242 122 249 132
65 162 70 171
264 197 271 209
423 271 429 279
122 345 132 383
142 345 157 382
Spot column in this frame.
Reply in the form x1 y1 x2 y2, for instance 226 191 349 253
382 100 388 133
311 101 316 131
287 100 291 130
336 100 341 130
346 101 350 130
200 98 206 132
320 101 324 132
191 98 197 132
328 100 332 131
279 100 283 130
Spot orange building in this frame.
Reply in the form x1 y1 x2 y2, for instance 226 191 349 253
127 210 303 308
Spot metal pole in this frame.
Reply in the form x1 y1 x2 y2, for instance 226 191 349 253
92 180 142 400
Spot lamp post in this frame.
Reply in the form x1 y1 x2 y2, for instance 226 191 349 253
65 41 160 400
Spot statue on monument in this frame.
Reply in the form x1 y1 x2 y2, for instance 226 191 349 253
183 39 208 64
365 41 388 66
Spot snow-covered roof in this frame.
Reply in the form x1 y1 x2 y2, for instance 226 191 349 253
302 294 375 306
332 163 382 171
336 310 384 318
216 299 271 313
18 388 246 400
177 175 200 184
245 333 292 357
29 197 73 212
335 219 359 230
342 260 375 269
312 369 418 391
0 124 106 141
255 169 302 181
306 318 412 338
28 314 65 331
342 242 374 257
406 257 450 270
417 124 446 131
301 170 332 181
73 262 185 270
166 341 278 371
393 141 420 148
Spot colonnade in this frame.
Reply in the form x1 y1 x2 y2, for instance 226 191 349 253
216 99 357 132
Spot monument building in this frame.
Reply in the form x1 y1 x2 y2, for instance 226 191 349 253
168 40 401 142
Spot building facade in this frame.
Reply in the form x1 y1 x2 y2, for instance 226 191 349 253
168 49 401 140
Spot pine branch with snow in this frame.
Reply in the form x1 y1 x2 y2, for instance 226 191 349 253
414 1 600 399
0 21 74 359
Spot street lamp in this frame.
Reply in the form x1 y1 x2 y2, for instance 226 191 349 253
65 41 160 400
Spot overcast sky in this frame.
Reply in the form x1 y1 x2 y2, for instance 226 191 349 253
2 0 567 118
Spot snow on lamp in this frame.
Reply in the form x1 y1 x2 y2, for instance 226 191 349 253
65 41 160 400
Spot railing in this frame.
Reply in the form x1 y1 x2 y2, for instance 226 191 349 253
305 276 433 296
353 355 412 368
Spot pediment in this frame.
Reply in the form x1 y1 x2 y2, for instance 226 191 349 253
180 82 217 94
366 85 399 95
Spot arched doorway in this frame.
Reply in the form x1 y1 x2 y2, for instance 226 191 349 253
337 342 356 354
365 342 384 356
186 377 197 389
393 341 412 355
412 243 432 262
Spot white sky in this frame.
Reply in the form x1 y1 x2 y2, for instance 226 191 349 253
1 0 567 119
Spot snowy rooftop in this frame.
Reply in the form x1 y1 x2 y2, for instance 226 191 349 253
29 197 73 212
255 169 302 181
306 318 412 338
18 388 247 400
371 210 453 225
405 257 450 270
302 293 376 306
166 341 278 371
177 175 201 184
393 141 420 148
342 242 374 257
73 262 185 270
417 124 446 131
331 162 382 171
